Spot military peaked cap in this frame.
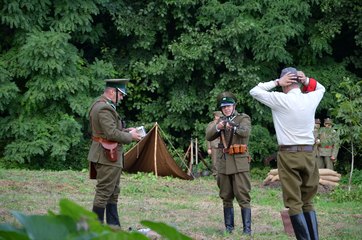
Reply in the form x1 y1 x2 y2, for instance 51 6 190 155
217 91 237 107
105 79 129 95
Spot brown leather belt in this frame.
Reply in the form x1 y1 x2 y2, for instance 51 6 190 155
92 136 114 144
279 145 314 152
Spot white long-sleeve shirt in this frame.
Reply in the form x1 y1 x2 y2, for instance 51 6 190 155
249 80 325 145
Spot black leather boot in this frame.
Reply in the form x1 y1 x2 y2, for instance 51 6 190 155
106 203 121 226
223 207 234 233
290 213 311 240
304 211 319 240
92 206 105 223
241 208 252 235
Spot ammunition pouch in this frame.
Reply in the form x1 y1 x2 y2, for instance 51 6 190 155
222 144 248 155
92 136 118 162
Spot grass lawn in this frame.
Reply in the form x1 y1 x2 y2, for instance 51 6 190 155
0 169 361 239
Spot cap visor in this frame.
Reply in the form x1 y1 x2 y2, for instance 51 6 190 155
220 103 234 107
117 88 127 95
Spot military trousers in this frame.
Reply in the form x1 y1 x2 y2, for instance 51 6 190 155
217 171 251 209
211 148 219 176
320 156 334 170
277 151 319 216
93 163 122 208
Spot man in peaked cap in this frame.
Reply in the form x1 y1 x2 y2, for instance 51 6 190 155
250 67 325 240
88 78 142 227
318 118 340 170
206 91 252 235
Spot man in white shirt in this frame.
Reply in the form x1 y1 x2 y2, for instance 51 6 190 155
250 67 325 240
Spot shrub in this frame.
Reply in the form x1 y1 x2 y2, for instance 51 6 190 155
0 199 192 240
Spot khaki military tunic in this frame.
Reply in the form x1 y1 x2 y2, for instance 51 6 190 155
88 96 133 207
318 127 339 170
207 121 221 176
206 111 251 208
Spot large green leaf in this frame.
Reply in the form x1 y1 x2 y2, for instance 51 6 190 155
141 220 192 240
0 224 29 240
11 211 77 240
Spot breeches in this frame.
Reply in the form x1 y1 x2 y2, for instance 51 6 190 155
217 172 251 209
277 151 319 215
93 163 122 208
321 156 334 170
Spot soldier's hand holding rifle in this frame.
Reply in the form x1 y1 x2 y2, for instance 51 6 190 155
216 117 239 131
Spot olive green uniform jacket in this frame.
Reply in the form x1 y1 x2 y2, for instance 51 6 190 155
205 112 251 175
87 96 133 167
205 111 252 208
318 127 339 158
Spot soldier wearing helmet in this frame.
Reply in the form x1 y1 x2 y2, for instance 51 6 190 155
318 118 340 170
205 91 252 235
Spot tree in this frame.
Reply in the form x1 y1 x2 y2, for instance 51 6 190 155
332 78 362 191
0 0 361 169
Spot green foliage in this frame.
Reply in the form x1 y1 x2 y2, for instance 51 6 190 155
340 169 362 185
249 124 277 165
330 185 362 203
0 198 192 240
250 167 271 181
0 0 361 171
332 78 362 146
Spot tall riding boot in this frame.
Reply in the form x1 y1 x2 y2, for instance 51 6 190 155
223 207 234 233
304 211 319 240
290 213 311 240
92 206 105 223
241 208 252 235
106 203 121 226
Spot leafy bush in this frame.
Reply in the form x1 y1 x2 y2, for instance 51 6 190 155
339 169 362 185
0 199 192 240
249 124 278 167
330 185 362 203
251 167 271 181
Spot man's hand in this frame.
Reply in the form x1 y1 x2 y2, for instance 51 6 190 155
207 149 212 155
129 128 142 141
216 121 225 131
297 71 308 85
331 156 336 162
277 72 298 87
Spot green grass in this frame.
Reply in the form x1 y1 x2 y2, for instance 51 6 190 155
0 168 361 239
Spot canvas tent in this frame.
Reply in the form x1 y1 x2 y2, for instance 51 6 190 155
124 123 193 180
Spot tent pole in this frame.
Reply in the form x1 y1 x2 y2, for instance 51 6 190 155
154 124 158 177
198 151 212 171
187 139 193 175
